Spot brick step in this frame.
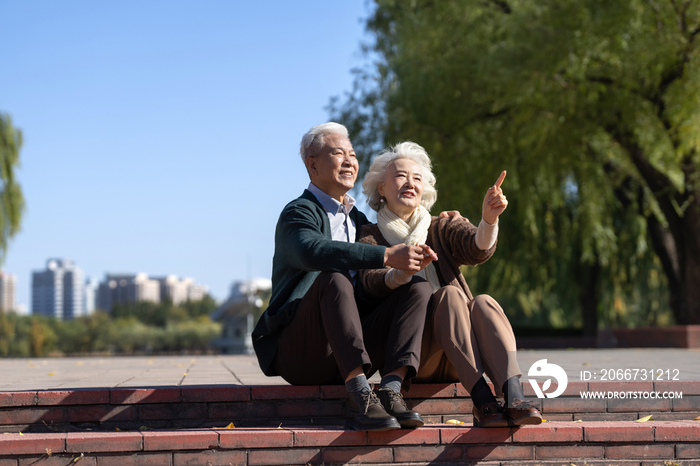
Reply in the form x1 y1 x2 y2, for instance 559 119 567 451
1 382 698 432
0 422 699 465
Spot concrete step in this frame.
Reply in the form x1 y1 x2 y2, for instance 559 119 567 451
0 422 699 465
0 381 698 432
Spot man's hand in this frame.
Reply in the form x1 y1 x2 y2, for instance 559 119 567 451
482 170 508 225
385 244 437 274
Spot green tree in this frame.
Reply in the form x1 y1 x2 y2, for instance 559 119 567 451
0 113 25 262
332 0 700 327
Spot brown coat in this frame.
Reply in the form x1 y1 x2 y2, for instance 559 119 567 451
358 216 497 302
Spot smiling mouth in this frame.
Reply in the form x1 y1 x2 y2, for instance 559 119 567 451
400 191 416 198
340 171 355 178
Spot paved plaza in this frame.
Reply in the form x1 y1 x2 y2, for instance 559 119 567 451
0 348 697 391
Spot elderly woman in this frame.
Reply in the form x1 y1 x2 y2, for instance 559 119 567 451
358 141 542 427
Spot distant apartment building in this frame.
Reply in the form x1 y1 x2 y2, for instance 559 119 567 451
84 277 98 315
0 272 16 312
154 275 208 305
32 259 84 320
97 273 160 311
97 273 208 312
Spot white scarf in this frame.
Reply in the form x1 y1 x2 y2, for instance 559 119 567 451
377 205 441 292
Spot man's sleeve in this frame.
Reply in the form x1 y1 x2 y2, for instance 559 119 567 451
281 202 386 271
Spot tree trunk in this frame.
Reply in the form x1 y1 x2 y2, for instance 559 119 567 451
580 261 600 336
677 201 700 324
610 132 700 324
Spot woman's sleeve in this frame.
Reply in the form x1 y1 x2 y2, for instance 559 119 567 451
440 216 497 266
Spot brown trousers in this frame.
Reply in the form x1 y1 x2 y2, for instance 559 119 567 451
273 271 432 385
414 286 521 396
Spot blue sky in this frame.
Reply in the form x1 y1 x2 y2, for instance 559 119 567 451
1 0 374 310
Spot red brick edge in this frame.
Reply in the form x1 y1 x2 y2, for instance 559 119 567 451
0 422 698 464
0 381 698 408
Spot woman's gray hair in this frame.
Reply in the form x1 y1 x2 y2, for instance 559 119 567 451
300 122 349 163
362 141 438 212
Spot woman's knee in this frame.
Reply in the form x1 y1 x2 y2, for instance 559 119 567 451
434 285 463 301
431 286 468 318
471 294 505 318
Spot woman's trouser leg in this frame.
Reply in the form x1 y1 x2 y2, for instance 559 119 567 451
415 287 521 395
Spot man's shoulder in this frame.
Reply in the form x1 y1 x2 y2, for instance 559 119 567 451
280 190 324 217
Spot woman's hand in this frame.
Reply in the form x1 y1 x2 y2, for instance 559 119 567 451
482 170 508 225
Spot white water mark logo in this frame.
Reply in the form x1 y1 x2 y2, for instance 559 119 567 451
528 359 568 398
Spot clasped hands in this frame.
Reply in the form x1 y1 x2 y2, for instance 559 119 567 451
384 170 509 276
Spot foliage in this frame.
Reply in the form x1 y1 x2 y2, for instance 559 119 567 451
331 0 700 328
111 295 218 328
0 113 25 264
0 296 221 357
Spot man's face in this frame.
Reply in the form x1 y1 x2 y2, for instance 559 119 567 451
306 133 358 201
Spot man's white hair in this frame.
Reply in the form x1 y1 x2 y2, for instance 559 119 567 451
300 122 350 163
362 141 438 212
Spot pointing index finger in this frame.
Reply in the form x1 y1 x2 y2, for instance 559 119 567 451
494 170 507 189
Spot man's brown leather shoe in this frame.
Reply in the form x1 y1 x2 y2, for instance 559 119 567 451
472 401 509 427
505 398 542 426
345 389 401 432
376 387 424 429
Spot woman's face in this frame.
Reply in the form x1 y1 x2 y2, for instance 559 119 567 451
378 158 424 220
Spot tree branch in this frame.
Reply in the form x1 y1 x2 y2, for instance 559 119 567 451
603 159 682 318
482 0 511 14
606 126 684 236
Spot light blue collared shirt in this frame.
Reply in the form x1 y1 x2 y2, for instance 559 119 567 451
307 183 357 243
307 183 358 279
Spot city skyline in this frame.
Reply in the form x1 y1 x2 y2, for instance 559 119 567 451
25 256 215 316
1 1 373 311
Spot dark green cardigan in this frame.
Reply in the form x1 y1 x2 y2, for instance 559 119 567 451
252 189 387 376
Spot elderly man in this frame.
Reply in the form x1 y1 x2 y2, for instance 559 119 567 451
252 122 435 431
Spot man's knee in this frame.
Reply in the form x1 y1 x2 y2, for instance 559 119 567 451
317 271 354 296
402 276 433 301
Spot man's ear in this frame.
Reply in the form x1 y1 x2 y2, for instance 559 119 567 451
305 157 316 177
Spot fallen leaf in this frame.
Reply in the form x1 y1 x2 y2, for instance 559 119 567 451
183 373 188 376
212 422 236 429
46 448 52 456
636 415 652 423
138 426 153 431
445 419 465 425
47 372 55 376
19 432 23 436
693 415 700 421
583 362 591 366
542 419 548 423
115 428 121 431
572 420 583 423
72 452 84 463
278 423 283 429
